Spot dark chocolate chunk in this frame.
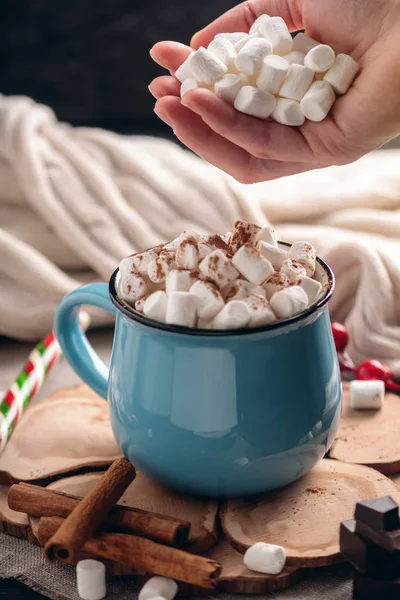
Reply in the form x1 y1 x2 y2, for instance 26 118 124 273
353 572 400 600
355 496 399 532
340 520 400 578
355 520 400 552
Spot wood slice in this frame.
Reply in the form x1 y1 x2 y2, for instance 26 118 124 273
390 474 400 489
0 387 122 485
221 459 400 567
0 483 32 540
47 472 219 553
329 383 400 474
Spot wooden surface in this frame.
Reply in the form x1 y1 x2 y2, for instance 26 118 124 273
390 473 400 489
330 383 400 474
221 459 400 567
0 386 122 485
0 484 31 540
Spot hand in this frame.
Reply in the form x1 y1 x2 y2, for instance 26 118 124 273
149 0 400 183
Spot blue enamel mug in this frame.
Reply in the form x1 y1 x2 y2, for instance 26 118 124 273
54 243 341 497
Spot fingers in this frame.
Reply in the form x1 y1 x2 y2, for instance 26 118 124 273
191 0 303 49
149 76 180 99
181 89 316 163
154 96 318 183
150 41 192 74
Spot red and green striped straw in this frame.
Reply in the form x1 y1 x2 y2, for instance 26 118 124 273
0 312 90 453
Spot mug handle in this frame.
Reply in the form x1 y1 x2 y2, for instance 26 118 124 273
54 283 117 400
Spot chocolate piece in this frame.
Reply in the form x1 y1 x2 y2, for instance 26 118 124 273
340 520 400 578
355 497 400 532
353 572 400 600
355 520 400 552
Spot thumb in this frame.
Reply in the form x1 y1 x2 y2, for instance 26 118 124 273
191 0 303 49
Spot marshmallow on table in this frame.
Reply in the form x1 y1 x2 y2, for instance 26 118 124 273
280 258 307 283
298 275 322 304
301 80 335 122
119 270 148 303
215 74 246 104
324 53 359 94
76 560 106 600
189 47 228 85
249 14 271 35
216 32 248 44
230 220 261 253
175 234 199 270
289 241 316 276
292 32 319 54
190 279 225 320
234 33 259 52
245 295 276 327
271 99 305 127
166 269 194 294
350 380 385 410
199 249 239 288
174 53 195 83
235 38 272 76
166 291 197 327
234 86 276 119
258 240 287 269
143 291 168 323
244 542 286 575
304 44 335 73
270 286 308 319
256 55 289 95
139 576 178 600
279 64 314 101
148 251 176 283
282 51 305 65
181 78 207 98
208 38 237 69
212 300 251 329
260 17 293 55
232 243 274 285
256 225 278 247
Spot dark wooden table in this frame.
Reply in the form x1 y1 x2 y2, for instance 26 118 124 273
0 580 47 598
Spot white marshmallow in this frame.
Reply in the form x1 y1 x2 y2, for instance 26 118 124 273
289 241 316 277
256 55 289 94
215 74 245 104
244 542 286 575
212 300 250 329
190 279 225 320
174 53 195 83
190 47 228 85
282 51 305 65
350 380 385 410
119 270 148 303
164 238 179 252
260 17 293 55
279 64 314 101
280 258 307 283
224 279 265 301
249 14 271 35
271 99 305 126
139 577 178 600
232 244 274 285
134 294 150 313
245 295 276 327
270 286 308 319
298 275 322 305
263 272 290 299
324 53 359 94
234 33 259 52
230 220 261 253
199 249 239 288
148 251 176 283
143 291 168 323
304 44 335 73
76 560 106 600
256 226 278 247
234 86 276 119
198 242 214 259
180 78 207 98
292 32 319 55
235 38 272 76
258 240 287 269
120 251 154 279
165 269 193 294
300 80 335 122
215 32 248 44
166 291 197 327
208 38 237 69
175 234 199 270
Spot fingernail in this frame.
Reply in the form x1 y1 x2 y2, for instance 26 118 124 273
154 107 172 127
148 84 161 100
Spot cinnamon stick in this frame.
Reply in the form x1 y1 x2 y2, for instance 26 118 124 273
8 482 190 547
44 458 136 562
39 516 221 588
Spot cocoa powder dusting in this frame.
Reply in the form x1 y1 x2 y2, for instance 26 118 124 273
207 234 228 252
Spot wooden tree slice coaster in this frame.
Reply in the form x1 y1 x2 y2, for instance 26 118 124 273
0 387 122 485
0 483 32 540
221 459 400 567
390 474 400 489
329 383 400 474
47 472 219 553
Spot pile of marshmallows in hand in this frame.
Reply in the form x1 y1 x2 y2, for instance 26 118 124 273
172 15 359 125
118 221 323 331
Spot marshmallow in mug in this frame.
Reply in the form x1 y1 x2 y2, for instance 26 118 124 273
160 15 359 125
117 221 322 330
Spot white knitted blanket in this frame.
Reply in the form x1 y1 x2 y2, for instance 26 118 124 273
1 95 399 374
